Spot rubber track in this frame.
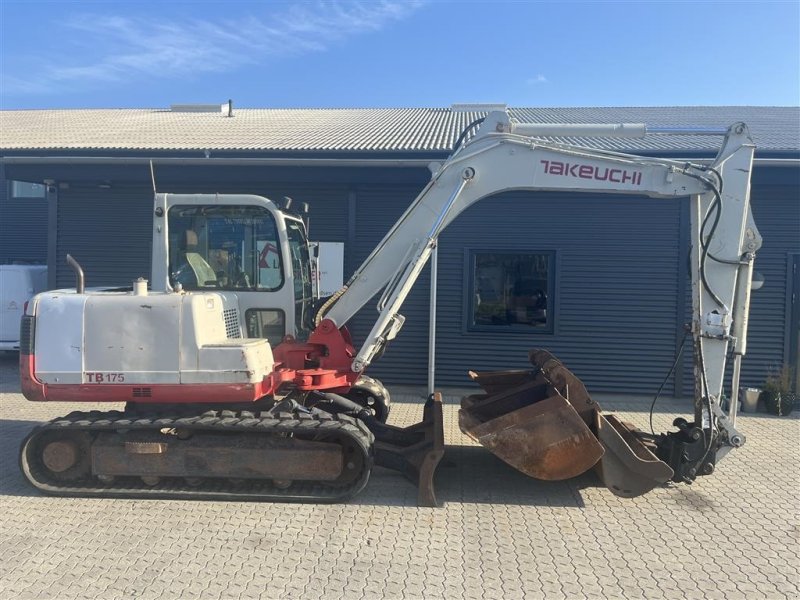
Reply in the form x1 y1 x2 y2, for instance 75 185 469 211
20 409 374 503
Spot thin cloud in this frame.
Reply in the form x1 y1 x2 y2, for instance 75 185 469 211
4 1 425 95
527 74 549 85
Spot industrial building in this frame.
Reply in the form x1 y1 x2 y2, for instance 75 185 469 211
1 105 798 395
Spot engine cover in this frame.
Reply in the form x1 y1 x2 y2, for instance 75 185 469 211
24 289 275 402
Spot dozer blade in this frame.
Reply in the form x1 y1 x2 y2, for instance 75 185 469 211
594 413 674 498
371 393 445 507
459 380 604 481
460 349 674 496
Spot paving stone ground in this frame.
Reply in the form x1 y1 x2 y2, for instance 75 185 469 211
1 352 798 599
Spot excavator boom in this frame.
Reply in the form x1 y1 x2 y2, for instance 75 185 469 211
316 110 759 493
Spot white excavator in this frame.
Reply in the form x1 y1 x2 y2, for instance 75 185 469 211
18 110 760 506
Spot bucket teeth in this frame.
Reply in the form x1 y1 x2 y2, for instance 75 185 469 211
460 349 673 496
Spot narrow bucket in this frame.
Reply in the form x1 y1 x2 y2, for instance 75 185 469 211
593 413 674 498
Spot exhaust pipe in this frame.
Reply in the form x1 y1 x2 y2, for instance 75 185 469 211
66 254 85 294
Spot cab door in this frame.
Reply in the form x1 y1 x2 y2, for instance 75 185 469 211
285 218 315 341
164 198 295 347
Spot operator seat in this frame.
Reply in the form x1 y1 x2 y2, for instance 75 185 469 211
183 230 217 287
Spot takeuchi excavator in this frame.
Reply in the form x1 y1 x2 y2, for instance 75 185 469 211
18 110 760 506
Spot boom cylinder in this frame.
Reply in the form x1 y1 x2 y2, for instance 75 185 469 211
510 123 729 139
731 253 756 356
728 252 756 426
511 122 647 138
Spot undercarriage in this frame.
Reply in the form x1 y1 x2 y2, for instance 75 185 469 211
20 393 445 505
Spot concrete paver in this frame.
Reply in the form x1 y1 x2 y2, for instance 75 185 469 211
1 353 799 599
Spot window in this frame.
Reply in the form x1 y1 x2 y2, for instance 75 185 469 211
11 181 46 199
468 251 554 332
168 205 282 291
245 309 286 346
286 219 314 338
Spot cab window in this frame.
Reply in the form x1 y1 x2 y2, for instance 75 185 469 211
286 220 314 338
168 205 283 291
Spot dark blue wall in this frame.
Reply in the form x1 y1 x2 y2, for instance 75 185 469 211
0 165 48 264
679 172 800 395
1 161 796 396
742 179 800 386
353 188 687 393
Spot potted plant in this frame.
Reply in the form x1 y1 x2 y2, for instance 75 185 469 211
759 364 796 416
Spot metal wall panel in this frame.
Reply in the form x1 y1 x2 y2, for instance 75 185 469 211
739 185 800 385
347 185 432 385
0 169 48 264
56 184 153 288
348 174 799 397
344 187 686 393
431 191 685 393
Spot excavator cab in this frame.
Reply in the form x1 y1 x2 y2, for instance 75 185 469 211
152 194 315 346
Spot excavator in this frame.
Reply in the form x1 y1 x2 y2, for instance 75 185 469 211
18 110 760 506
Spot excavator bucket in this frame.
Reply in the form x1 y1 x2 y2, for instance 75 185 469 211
459 349 674 495
593 412 673 498
459 350 604 481
460 388 603 480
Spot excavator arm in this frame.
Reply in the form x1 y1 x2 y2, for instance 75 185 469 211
313 110 760 490
324 113 758 379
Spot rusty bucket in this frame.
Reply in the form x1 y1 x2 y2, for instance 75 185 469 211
459 349 673 496
459 350 604 481
460 389 603 480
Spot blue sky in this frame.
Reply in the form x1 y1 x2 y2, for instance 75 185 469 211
1 0 798 109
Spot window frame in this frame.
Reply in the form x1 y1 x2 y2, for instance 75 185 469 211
244 308 286 346
167 204 285 293
463 248 558 335
285 218 315 338
10 180 46 199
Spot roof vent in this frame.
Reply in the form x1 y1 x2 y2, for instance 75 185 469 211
170 103 225 113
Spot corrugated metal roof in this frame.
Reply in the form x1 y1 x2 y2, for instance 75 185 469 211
0 106 797 154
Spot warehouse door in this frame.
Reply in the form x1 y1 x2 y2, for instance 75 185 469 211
790 254 800 393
